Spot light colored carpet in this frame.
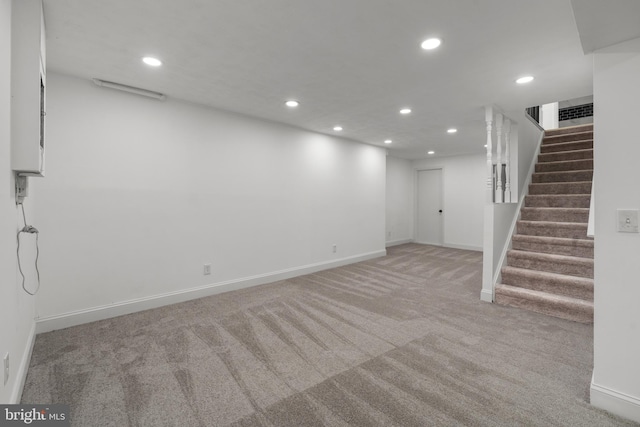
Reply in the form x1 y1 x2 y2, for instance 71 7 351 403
22 244 636 426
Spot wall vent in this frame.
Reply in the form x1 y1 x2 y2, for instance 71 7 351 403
92 78 166 101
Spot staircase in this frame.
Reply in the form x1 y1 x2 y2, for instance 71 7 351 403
495 123 594 323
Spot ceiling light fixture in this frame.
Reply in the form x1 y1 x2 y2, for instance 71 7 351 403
516 76 534 84
384 140 392 144
427 151 435 155
142 56 162 67
447 128 457 134
285 100 299 107
333 126 343 131
421 38 442 50
400 108 412 115
92 78 166 100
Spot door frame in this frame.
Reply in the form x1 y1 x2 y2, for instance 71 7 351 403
414 167 445 246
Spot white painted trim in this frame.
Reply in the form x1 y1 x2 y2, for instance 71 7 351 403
525 111 545 131
408 241 481 252
443 243 482 252
11 321 36 404
385 238 413 247
480 289 493 303
591 379 640 423
493 120 545 289
35 250 386 333
587 182 595 237
481 204 495 302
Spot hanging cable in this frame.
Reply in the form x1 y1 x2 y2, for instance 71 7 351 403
17 202 41 296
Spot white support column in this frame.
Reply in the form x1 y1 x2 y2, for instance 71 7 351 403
485 106 494 203
504 118 512 203
495 113 504 203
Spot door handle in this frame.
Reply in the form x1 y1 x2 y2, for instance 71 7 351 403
438 210 443 213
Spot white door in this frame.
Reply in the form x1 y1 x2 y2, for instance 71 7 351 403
417 169 443 245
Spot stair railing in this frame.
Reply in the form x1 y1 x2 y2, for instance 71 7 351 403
481 110 545 303
485 106 514 204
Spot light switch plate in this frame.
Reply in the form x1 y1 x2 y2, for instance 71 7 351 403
617 209 639 233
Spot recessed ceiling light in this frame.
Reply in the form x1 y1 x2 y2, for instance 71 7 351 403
447 128 457 134
421 38 442 50
142 56 162 67
333 126 343 131
428 151 435 155
400 108 412 115
384 139 392 144
516 76 534 84
484 144 488 148
285 100 299 107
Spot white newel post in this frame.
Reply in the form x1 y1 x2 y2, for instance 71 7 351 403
504 118 512 203
495 113 504 203
485 106 494 203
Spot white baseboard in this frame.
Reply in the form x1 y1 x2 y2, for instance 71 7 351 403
35 250 387 334
11 321 36 404
413 241 482 252
443 243 482 252
480 289 494 303
591 379 640 423
385 238 413 247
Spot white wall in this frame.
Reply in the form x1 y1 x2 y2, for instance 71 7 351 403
412 154 485 251
385 156 413 246
32 73 387 330
1 0 37 403
591 37 640 423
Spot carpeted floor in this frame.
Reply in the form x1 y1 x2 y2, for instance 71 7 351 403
21 244 636 426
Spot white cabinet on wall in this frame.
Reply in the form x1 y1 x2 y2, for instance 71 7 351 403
11 0 46 176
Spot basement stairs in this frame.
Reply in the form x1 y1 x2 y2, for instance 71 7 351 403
496 123 594 323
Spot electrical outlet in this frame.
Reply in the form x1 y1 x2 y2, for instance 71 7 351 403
3 353 9 386
332 244 337 253
388 231 392 238
15 175 29 204
203 264 211 275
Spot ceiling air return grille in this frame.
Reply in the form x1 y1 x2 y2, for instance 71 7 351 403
92 78 166 101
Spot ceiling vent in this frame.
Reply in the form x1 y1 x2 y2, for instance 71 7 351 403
92 78 166 101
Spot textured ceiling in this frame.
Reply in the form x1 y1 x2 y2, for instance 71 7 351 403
43 0 595 159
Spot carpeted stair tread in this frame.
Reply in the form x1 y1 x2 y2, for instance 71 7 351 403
512 234 593 258
542 132 593 145
520 207 589 223
495 284 593 323
497 124 595 322
538 148 593 163
528 181 592 195
532 169 593 183
524 194 590 208
540 139 593 154
543 124 592 137
535 159 593 173
507 250 593 278
517 220 591 239
501 266 593 300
